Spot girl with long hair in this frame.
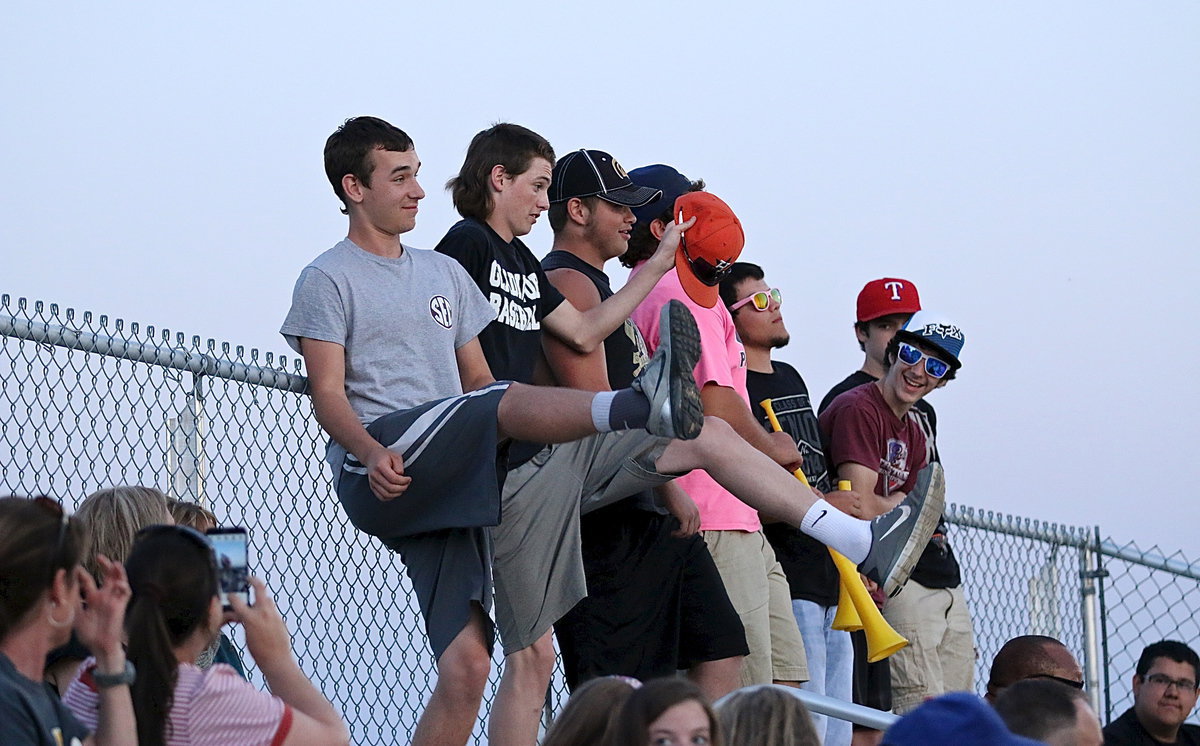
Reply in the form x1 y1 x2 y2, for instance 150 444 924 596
64 524 349 745
606 677 723 746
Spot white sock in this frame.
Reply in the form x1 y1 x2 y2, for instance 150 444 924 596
590 391 618 432
801 499 871 564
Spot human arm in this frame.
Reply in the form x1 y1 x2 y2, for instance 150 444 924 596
76 557 136 746
541 218 693 353
300 337 411 500
837 461 901 518
230 578 350 746
701 384 803 471
455 338 498 393
657 481 700 537
541 267 614 391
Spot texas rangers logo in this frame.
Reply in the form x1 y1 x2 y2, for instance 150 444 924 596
429 295 453 329
884 280 905 300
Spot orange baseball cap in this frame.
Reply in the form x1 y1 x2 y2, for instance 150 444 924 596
673 191 745 308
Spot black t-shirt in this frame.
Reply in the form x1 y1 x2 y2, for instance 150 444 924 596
820 370 961 588
435 218 566 383
0 652 89 746
747 361 839 606
436 218 566 466
541 250 648 389
541 250 660 514
1103 707 1200 746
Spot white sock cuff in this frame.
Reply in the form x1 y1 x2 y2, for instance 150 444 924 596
590 391 618 433
802 498 872 564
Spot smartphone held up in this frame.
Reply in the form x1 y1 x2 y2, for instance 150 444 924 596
207 527 251 610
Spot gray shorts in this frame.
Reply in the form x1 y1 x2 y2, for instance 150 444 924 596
492 429 674 654
332 383 509 661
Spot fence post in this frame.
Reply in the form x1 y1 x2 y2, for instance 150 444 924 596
1079 525 1106 717
166 372 209 506
1094 525 1111 723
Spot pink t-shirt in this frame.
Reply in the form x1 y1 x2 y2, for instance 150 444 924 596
64 659 293 746
631 266 760 532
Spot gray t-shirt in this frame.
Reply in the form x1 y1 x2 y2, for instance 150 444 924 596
0 652 88 746
280 239 496 424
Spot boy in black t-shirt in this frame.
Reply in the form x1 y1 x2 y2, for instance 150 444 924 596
721 262 854 746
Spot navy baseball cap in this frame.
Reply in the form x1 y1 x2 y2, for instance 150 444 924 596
894 311 965 370
628 164 693 226
882 693 1042 746
549 149 662 207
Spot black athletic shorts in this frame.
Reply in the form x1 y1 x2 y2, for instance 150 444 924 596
555 500 748 689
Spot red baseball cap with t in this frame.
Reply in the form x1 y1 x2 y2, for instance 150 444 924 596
856 277 921 322
674 191 744 308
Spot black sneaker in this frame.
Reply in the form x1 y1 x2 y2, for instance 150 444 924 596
859 462 945 597
632 300 704 440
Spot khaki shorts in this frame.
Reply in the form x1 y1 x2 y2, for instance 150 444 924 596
493 430 673 655
702 529 809 685
883 581 975 713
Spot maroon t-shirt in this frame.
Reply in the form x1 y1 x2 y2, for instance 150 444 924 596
818 381 927 499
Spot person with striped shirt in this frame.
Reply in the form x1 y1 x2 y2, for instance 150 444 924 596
64 525 349 746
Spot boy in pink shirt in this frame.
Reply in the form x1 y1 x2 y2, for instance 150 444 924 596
628 176 809 687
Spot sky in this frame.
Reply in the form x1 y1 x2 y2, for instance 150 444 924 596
2 2 1197 555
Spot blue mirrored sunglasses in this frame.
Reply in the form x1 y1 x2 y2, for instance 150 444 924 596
897 342 950 379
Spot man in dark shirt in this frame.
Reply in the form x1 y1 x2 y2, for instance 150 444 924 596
1104 640 1200 745
721 261 852 745
541 148 748 700
820 277 975 718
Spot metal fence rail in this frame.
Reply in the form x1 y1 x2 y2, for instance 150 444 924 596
1 295 1196 741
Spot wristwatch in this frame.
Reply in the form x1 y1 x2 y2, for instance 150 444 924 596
93 660 136 688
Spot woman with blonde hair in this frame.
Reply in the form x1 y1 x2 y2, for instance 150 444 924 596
715 685 821 746
45 484 174 693
75 485 174 579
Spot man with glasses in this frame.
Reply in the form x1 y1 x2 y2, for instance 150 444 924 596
719 261 853 745
1104 640 1200 745
820 279 975 726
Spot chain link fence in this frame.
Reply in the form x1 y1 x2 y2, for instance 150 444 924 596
2 294 1196 741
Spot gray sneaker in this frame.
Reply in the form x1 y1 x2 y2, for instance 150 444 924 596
632 299 704 440
859 462 946 598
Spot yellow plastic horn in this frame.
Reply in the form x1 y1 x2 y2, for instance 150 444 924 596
759 398 908 663
832 573 864 632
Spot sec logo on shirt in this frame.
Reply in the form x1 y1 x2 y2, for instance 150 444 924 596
429 295 453 329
